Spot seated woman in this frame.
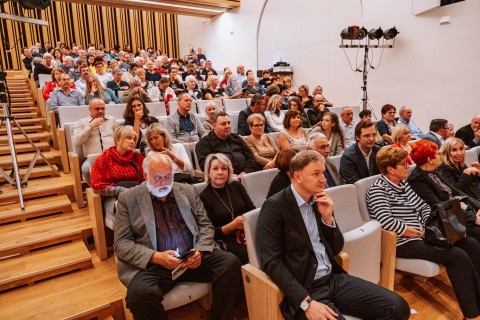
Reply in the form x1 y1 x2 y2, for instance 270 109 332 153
244 113 279 171
93 58 113 88
204 75 229 100
282 76 296 96
376 104 397 143
134 67 151 91
287 96 310 128
123 97 159 150
267 149 296 198
145 123 194 183
202 102 217 132
200 153 255 265
367 146 480 320
309 112 345 156
84 75 120 105
297 84 313 109
43 67 74 100
391 124 413 164
182 75 203 100
264 94 285 132
408 140 480 242
225 74 245 99
107 67 130 96
278 110 309 152
90 127 144 215
438 137 480 202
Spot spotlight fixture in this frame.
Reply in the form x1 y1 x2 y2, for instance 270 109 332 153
383 27 399 40
340 25 367 40
368 28 383 40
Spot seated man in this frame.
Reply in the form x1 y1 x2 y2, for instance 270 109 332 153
121 77 152 103
307 133 342 188
164 93 207 143
22 47 33 73
196 111 256 176
74 64 91 96
307 94 330 126
50 74 85 123
61 56 77 81
340 121 380 184
257 150 410 320
114 152 241 319
455 113 480 149
339 106 357 148
422 118 449 148
237 94 272 136
243 74 261 98
72 98 117 185
201 60 218 76
149 77 178 103
397 106 424 139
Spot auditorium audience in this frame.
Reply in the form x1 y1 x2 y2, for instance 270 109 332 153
376 104 397 143
134 67 151 91
33 54 54 83
339 106 357 148
266 149 296 198
308 132 342 188
106 67 130 95
244 114 279 171
309 112 345 156
264 94 285 132
282 76 296 96
408 140 480 242
121 77 152 103
50 74 85 122
164 93 206 143
455 114 480 149
278 110 309 152
200 153 255 265
123 97 159 149
145 123 194 183
287 96 310 128
43 67 74 100
306 94 330 126
84 75 120 105
204 75 228 100
182 75 203 100
367 146 480 320
391 124 414 165
312 85 333 107
422 118 449 148
93 59 112 87
243 74 262 97
359 109 372 122
168 66 184 95
145 60 161 83
438 137 480 202
340 121 380 184
196 111 256 177
202 102 217 132
447 123 455 138
151 77 177 103
397 106 424 140
237 94 272 136
297 84 313 109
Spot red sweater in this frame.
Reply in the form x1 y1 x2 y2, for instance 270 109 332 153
90 147 145 195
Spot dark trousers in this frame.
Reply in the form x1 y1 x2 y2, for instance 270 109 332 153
125 249 241 320
397 237 480 318
295 273 410 320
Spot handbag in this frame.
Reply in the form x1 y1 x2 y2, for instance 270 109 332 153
425 197 467 250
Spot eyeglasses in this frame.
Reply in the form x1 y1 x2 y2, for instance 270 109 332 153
151 174 172 183
252 124 265 128
92 107 105 111
396 161 409 168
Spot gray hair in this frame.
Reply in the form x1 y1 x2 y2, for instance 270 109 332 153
142 152 173 177
43 53 52 59
307 132 327 149
203 153 234 185
63 56 73 62
130 77 141 85
185 75 196 83
112 67 123 75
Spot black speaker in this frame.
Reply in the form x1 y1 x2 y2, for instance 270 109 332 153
256 70 263 78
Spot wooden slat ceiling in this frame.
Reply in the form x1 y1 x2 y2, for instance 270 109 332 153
55 0 240 18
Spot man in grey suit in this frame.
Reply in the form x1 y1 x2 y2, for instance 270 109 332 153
422 118 449 148
114 153 241 320
307 133 342 188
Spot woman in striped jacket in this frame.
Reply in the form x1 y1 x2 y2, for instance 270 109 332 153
367 147 480 320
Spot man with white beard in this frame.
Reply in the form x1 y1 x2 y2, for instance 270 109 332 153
114 152 241 320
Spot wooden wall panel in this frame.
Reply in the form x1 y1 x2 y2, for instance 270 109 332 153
0 2 179 70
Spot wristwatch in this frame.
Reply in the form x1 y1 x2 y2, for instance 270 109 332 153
300 297 313 311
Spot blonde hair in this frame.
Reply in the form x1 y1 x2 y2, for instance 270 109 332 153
84 75 105 100
391 124 410 144
114 126 138 146
145 123 173 151
266 94 283 114
206 75 218 88
204 153 234 185
247 113 265 127
439 137 466 167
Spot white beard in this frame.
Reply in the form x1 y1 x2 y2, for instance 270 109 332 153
147 180 173 198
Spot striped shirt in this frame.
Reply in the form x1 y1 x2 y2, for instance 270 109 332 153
366 175 431 246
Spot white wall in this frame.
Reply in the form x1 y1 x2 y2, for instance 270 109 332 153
178 0 480 130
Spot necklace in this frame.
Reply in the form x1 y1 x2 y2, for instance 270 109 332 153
212 184 234 220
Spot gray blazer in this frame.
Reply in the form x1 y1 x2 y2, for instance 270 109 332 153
114 182 215 287
422 131 442 147
164 111 207 144
309 127 344 156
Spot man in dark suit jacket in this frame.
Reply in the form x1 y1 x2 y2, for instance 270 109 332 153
257 151 409 320
237 94 272 136
455 114 480 149
114 153 241 319
422 118 449 148
340 121 381 184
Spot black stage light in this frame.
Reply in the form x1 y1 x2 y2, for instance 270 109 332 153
15 0 51 10
340 26 367 40
383 27 399 40
368 28 383 40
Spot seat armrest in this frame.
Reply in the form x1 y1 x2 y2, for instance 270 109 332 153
86 188 108 260
335 251 349 272
380 230 397 290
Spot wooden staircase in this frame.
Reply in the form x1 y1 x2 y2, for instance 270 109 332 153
0 71 127 319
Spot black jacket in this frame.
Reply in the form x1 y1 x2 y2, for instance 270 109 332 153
339 143 380 184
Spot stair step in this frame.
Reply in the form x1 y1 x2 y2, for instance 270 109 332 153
0 149 61 169
0 112 38 119
9 102 35 107
0 141 50 155
0 125 43 134
0 208 91 257
0 106 37 114
13 118 42 126
0 132 51 144
0 165 59 183
0 240 93 292
0 194 72 225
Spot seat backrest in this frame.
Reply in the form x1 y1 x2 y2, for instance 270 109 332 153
117 90 125 101
64 122 86 167
229 112 239 134
354 174 381 222
246 97 252 107
268 132 280 147
146 102 167 117
106 103 126 120
196 99 223 114
241 169 280 208
223 98 248 113
156 116 168 126
169 101 178 115
329 155 342 172
327 184 364 232
58 106 89 127
182 142 195 170
465 148 478 167
243 208 262 269
38 74 50 88
193 182 207 194
88 152 102 168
